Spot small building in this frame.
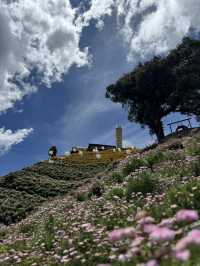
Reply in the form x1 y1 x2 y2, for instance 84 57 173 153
87 144 116 152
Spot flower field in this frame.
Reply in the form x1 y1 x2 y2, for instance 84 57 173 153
0 129 200 265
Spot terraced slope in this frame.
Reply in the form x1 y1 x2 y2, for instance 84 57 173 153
0 150 128 225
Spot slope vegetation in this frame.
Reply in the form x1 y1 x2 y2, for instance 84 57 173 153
0 130 200 266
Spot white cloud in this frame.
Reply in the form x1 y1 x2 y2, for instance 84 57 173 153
114 0 200 61
0 127 33 155
0 0 90 113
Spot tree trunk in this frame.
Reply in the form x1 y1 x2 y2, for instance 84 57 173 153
154 119 165 143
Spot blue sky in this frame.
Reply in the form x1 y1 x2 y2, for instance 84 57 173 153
0 0 199 175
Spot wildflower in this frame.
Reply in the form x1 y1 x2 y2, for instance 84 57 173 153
159 218 175 228
171 204 178 209
145 259 159 266
175 210 199 223
143 224 158 234
108 227 135 242
118 254 127 262
173 249 190 261
130 236 144 247
175 230 200 250
149 227 175 242
138 216 155 227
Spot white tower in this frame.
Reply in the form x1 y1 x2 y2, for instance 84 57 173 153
116 126 123 149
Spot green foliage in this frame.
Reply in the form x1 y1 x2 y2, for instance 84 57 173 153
112 172 124 183
0 188 44 225
187 140 200 156
0 158 110 224
43 215 55 251
108 187 124 199
126 171 157 201
0 171 70 197
190 161 200 177
76 191 88 202
144 151 166 171
151 179 200 219
19 223 35 236
123 158 146 176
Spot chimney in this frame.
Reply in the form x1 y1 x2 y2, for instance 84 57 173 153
116 126 123 148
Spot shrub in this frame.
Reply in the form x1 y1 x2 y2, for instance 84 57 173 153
89 182 104 198
108 187 124 199
145 151 166 171
76 191 88 202
112 172 124 183
190 161 200 177
19 223 35 236
126 171 157 201
43 215 55 251
167 141 184 150
187 140 200 156
123 158 146 176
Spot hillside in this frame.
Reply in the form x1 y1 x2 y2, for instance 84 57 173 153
0 129 200 265
0 150 128 225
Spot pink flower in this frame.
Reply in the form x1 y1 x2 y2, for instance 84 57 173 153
175 230 200 250
108 227 135 242
173 249 190 261
143 224 158 234
175 210 199 223
138 216 155 226
123 227 136 238
145 259 159 266
81 223 93 231
130 236 144 247
108 229 125 242
149 227 175 242
159 218 175 228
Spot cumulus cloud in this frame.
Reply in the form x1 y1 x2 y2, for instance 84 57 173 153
0 0 90 113
114 0 200 61
0 128 33 155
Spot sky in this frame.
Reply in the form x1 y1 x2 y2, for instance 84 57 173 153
0 0 200 175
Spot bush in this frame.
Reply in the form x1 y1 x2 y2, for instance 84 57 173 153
187 140 200 156
190 161 200 177
108 187 124 199
43 215 55 251
0 188 44 225
112 172 124 183
168 141 184 150
125 171 157 201
89 182 104 198
123 158 146 176
19 223 35 236
145 151 166 171
76 191 88 202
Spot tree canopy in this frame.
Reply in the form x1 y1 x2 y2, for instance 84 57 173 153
106 38 200 142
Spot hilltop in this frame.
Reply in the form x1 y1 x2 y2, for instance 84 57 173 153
0 129 200 265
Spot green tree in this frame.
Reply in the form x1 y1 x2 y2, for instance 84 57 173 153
106 38 200 142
